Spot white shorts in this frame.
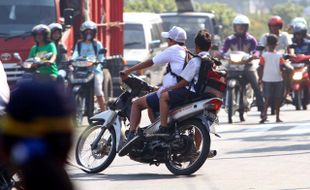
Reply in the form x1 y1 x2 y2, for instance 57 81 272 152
94 73 104 96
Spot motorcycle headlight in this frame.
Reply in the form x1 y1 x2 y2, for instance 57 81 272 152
58 69 67 78
228 79 237 88
293 72 303 80
72 60 94 67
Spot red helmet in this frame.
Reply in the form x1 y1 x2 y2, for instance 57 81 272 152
268 16 284 28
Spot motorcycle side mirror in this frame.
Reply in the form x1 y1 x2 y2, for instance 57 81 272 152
289 43 297 49
13 52 22 61
256 46 265 51
99 49 107 55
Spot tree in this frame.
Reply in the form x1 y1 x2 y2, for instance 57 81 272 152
271 3 304 26
198 3 237 37
124 0 176 13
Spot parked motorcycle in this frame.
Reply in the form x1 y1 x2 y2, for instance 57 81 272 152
75 74 222 175
289 54 310 110
224 51 255 123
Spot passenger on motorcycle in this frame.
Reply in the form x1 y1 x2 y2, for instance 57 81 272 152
159 30 212 132
120 26 188 140
72 21 106 112
28 24 58 79
0 61 9 115
220 15 264 112
292 23 310 55
48 23 67 68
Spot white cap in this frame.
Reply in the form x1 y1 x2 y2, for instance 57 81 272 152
161 26 187 43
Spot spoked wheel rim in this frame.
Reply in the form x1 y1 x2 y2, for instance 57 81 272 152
168 124 204 170
77 126 115 170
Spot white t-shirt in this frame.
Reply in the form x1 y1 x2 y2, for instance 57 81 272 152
152 44 186 96
0 61 10 113
259 52 285 82
180 51 209 92
260 32 292 53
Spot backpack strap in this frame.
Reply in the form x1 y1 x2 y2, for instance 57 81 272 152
166 49 193 82
92 40 98 56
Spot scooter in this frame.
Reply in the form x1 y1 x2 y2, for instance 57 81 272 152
75 74 222 175
289 54 310 110
224 51 255 123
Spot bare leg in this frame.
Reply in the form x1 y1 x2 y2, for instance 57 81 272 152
96 96 106 112
260 97 270 123
148 108 156 123
159 92 170 127
275 98 282 122
129 96 148 131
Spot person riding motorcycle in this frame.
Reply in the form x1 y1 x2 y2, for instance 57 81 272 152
28 24 58 79
48 23 67 69
260 16 294 54
120 26 188 140
72 21 106 112
289 17 310 40
292 23 310 55
0 80 75 190
220 15 264 112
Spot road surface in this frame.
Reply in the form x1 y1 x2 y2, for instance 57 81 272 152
68 105 310 190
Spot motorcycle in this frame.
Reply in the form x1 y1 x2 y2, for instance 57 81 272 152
0 167 22 190
67 50 107 125
289 54 310 110
75 74 222 175
224 51 255 123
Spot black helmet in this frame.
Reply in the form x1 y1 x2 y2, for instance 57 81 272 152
32 24 51 43
293 22 308 34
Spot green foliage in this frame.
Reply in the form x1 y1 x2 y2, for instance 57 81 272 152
248 14 270 39
271 3 304 26
197 3 237 37
124 0 176 13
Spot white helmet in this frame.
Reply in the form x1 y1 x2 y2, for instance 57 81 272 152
80 20 97 32
233 15 250 25
48 23 63 32
290 17 308 28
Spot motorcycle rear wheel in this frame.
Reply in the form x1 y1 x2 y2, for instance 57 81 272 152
75 124 116 173
165 120 211 175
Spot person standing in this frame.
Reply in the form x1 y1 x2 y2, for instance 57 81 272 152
258 34 285 123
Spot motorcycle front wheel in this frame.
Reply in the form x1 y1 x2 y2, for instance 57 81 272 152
75 124 116 173
227 88 236 123
293 91 302 110
75 92 86 126
165 120 211 175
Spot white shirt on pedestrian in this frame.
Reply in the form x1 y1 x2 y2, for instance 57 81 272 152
152 44 186 96
260 51 285 82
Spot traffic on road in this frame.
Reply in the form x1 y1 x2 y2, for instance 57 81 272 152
0 0 310 190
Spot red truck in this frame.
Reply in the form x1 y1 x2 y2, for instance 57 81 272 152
0 0 123 98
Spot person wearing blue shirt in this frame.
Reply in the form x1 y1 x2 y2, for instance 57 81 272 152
72 21 106 111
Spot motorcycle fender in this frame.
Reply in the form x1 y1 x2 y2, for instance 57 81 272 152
90 110 124 152
72 85 82 94
293 83 300 91
227 79 238 88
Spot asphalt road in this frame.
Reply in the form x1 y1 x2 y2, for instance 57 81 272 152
68 105 310 190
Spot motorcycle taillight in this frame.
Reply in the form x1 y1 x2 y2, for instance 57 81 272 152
204 99 223 111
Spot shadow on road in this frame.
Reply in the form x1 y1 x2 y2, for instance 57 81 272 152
213 151 310 160
224 133 310 142
70 172 197 181
227 143 310 154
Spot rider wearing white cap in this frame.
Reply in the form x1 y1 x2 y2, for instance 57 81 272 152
121 26 189 140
